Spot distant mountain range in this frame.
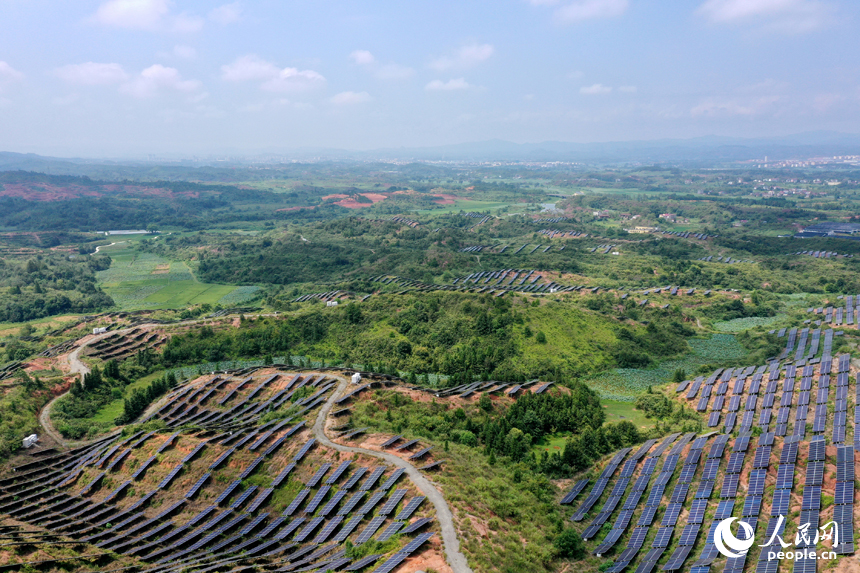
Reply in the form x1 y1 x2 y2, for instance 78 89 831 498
2 131 860 175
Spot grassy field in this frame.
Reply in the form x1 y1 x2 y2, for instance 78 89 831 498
414 200 529 214
90 370 166 425
601 399 655 430
96 242 258 310
584 334 748 401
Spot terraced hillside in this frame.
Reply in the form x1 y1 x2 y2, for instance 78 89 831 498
0 368 452 573
560 329 859 573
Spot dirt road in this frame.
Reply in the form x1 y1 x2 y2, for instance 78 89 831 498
313 378 473 573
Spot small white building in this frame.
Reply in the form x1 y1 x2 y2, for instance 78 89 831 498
93 327 108 335
326 300 339 307
351 373 362 385
23 434 38 449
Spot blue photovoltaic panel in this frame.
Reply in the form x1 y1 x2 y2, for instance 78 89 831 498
806 461 824 486
304 486 331 514
661 503 682 527
753 447 772 468
688 499 708 524
338 491 366 516
312 515 344 544
395 496 425 521
802 486 821 511
715 500 735 520
726 452 746 473
319 490 348 517
652 527 673 548
771 489 791 516
282 488 311 516
742 495 762 517
748 469 767 496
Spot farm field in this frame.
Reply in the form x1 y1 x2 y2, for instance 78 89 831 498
95 242 258 310
414 199 529 214
584 333 748 400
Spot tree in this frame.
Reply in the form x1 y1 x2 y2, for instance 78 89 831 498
554 528 584 559
535 331 547 344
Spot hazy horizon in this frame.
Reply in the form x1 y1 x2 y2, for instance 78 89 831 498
2 0 859 157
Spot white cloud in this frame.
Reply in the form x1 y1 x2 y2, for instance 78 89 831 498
91 0 204 32
430 43 494 71
262 69 326 93
349 50 413 80
619 85 637 93
580 83 612 94
221 54 325 92
55 62 128 85
350 50 376 65
221 55 325 92
0 61 24 83
534 0 628 24
173 45 197 59
52 93 80 106
330 91 372 105
690 95 780 117
209 2 242 25
120 64 202 98
221 55 280 81
698 0 834 33
375 64 414 80
425 78 471 91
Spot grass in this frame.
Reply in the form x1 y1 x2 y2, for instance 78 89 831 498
95 243 256 310
712 315 782 332
414 200 527 214
601 399 655 430
584 333 749 401
89 370 166 425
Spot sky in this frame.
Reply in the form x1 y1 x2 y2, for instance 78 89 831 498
1 0 859 157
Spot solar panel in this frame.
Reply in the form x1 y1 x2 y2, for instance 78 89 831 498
401 516 432 534
661 503 682 527
312 515 344 544
332 515 364 542
652 527 673 548
283 489 311 516
303 486 331 515
338 491 366 516
185 473 211 498
319 491 348 517
325 460 352 485
715 500 735 520
753 446 772 468
359 467 386 491
742 495 763 517
747 469 766 496
771 489 791 516
306 464 332 488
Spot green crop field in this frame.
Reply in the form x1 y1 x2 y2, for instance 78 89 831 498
584 334 749 401
414 200 529 214
95 243 258 310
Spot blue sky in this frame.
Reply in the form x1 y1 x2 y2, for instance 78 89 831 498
0 0 859 157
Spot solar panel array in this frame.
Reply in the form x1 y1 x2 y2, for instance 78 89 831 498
0 367 448 572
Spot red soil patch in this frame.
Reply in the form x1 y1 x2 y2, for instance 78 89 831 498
322 192 389 209
432 193 464 205
0 183 200 202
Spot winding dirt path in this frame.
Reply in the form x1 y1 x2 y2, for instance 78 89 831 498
313 378 473 573
40 327 169 449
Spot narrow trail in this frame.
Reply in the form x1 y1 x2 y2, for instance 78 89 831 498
40 327 176 449
313 378 473 573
